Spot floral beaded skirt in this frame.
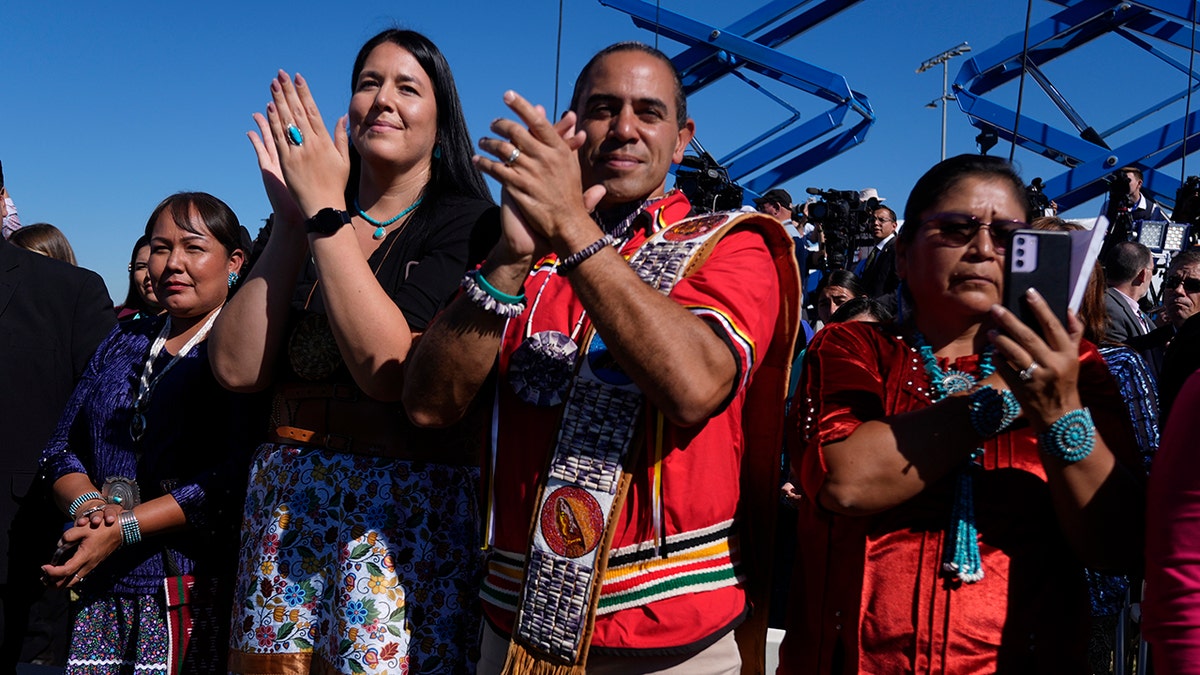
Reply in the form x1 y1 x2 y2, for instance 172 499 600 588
67 593 170 674
228 443 484 675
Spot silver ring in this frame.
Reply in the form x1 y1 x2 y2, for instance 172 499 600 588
1018 362 1040 382
285 124 304 147
73 574 84 582
505 147 521 166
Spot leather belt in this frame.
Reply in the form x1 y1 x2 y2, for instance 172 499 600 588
269 383 481 465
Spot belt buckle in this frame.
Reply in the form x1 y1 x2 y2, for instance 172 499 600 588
323 433 353 453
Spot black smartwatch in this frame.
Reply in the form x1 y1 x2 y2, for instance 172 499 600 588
305 208 352 236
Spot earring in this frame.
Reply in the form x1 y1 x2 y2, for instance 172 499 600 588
228 271 240 288
433 144 442 160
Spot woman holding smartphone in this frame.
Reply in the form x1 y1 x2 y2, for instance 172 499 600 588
779 155 1143 673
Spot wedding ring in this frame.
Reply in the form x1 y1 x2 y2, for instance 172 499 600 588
286 124 304 146
73 574 85 582
505 147 521 166
1018 362 1040 382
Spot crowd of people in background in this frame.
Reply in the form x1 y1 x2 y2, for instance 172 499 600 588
3 22 1200 675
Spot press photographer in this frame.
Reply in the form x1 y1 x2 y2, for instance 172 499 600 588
1101 166 1170 256
805 186 881 271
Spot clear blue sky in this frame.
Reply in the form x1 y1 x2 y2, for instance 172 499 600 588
3 1 1194 300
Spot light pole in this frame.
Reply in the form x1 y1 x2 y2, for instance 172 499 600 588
917 42 971 161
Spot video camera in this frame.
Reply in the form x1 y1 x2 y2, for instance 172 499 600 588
1174 175 1200 226
1026 178 1053 217
804 187 880 270
674 152 743 214
1107 170 1135 206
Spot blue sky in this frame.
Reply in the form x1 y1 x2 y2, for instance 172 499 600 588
3 1 1195 299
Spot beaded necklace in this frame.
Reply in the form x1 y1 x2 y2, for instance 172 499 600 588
354 196 423 239
912 330 993 583
130 310 221 442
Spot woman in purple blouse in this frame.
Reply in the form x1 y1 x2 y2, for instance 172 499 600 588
39 192 261 673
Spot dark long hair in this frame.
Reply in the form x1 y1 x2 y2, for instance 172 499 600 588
345 29 492 248
120 234 157 315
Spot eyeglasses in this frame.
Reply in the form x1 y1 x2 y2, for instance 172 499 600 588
1165 275 1200 293
920 213 1027 253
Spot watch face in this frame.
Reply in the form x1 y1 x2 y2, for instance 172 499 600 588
306 208 351 235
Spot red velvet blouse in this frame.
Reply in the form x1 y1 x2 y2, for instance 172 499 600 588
779 321 1137 675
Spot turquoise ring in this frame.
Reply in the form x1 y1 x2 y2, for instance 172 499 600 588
286 124 304 146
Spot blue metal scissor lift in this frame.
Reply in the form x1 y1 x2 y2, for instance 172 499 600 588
955 0 1200 211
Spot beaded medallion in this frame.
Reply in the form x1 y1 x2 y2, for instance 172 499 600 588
287 313 342 381
940 369 978 394
509 330 579 407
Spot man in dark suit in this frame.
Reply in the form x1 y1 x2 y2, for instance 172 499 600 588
0 227 114 669
1157 250 1200 421
1103 241 1155 345
860 204 899 299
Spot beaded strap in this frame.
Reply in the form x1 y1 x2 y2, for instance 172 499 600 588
1038 408 1096 463
557 234 614 275
462 270 527 318
69 492 103 520
118 511 142 547
968 386 1020 438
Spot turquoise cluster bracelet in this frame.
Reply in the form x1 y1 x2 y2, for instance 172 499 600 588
967 386 1020 438
1037 408 1096 463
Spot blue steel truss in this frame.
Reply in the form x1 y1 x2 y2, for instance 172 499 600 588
600 0 876 196
954 0 1200 211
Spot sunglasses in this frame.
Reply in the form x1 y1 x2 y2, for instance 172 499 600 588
921 213 1028 253
1165 275 1200 293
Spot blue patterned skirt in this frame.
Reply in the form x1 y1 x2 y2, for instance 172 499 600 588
67 593 168 674
228 443 484 674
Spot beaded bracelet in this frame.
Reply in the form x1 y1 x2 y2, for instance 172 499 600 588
69 492 103 520
471 269 525 305
557 233 614 275
967 386 1020 438
118 511 142 547
1037 408 1095 463
461 270 526 318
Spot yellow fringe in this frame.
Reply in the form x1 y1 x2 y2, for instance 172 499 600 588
501 640 587 675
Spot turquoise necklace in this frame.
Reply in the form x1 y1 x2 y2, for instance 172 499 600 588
355 196 424 239
912 330 994 584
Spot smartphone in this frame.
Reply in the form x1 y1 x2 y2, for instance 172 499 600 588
1004 229 1070 334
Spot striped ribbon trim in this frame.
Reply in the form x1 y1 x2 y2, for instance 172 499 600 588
483 521 740 617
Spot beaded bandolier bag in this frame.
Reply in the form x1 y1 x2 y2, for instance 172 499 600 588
502 209 801 675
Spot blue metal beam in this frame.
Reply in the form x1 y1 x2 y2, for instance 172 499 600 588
954 0 1200 212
